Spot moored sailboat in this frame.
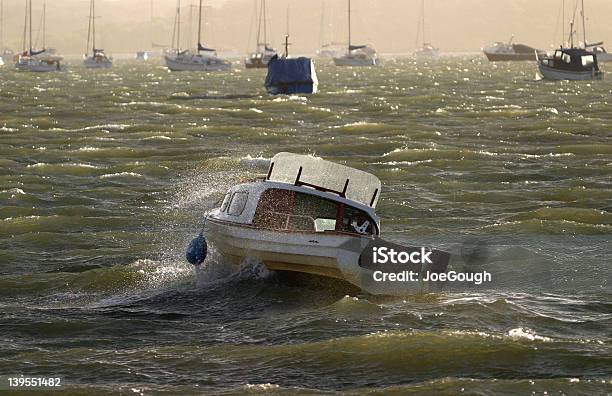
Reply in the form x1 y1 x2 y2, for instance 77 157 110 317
245 0 276 69
164 0 230 72
333 0 378 67
83 0 112 69
414 0 439 59
537 1 603 81
15 0 61 72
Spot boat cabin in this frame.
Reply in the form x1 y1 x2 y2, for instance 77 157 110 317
211 153 381 236
540 48 600 72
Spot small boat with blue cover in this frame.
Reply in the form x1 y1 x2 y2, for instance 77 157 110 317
264 35 318 95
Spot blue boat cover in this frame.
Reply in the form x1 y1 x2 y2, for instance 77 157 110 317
265 55 317 94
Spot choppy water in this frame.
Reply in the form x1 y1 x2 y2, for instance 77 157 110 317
0 58 610 395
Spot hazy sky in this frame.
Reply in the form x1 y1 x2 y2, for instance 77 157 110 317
1 0 611 54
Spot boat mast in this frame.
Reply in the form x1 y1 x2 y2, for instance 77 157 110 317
42 2 46 49
92 0 96 53
263 0 268 49
255 0 262 51
22 0 26 51
85 0 91 55
197 0 202 53
347 0 351 50
28 0 32 54
421 0 425 46
177 0 181 51
580 0 586 47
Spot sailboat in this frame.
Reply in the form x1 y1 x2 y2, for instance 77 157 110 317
414 0 439 59
15 0 61 72
83 0 112 68
316 1 344 58
245 0 276 68
537 0 602 80
32 2 63 64
164 0 230 72
333 0 378 66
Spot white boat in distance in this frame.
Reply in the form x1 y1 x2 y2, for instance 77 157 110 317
333 0 378 66
83 0 112 69
483 36 546 61
164 0 230 72
414 0 439 59
15 0 62 72
244 0 276 69
537 4 603 81
187 153 450 295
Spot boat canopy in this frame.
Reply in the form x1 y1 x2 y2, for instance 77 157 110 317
266 152 382 208
265 55 318 95
349 44 366 51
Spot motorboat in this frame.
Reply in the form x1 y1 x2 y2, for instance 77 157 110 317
265 36 318 95
164 0 230 72
537 15 603 81
414 0 440 59
538 47 602 80
83 0 113 69
244 0 276 69
186 153 451 295
333 0 378 67
483 36 546 61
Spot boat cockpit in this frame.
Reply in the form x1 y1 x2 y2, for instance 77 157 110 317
209 153 382 237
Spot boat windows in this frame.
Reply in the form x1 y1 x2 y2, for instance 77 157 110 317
562 53 572 64
227 192 249 216
554 51 562 59
220 193 231 212
252 188 376 235
581 55 594 67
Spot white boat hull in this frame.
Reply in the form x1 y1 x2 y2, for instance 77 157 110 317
84 58 113 69
165 55 231 72
333 56 378 67
206 218 363 278
538 64 603 80
15 60 61 72
204 218 442 295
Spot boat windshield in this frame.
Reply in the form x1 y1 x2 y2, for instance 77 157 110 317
252 188 377 235
267 152 381 208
